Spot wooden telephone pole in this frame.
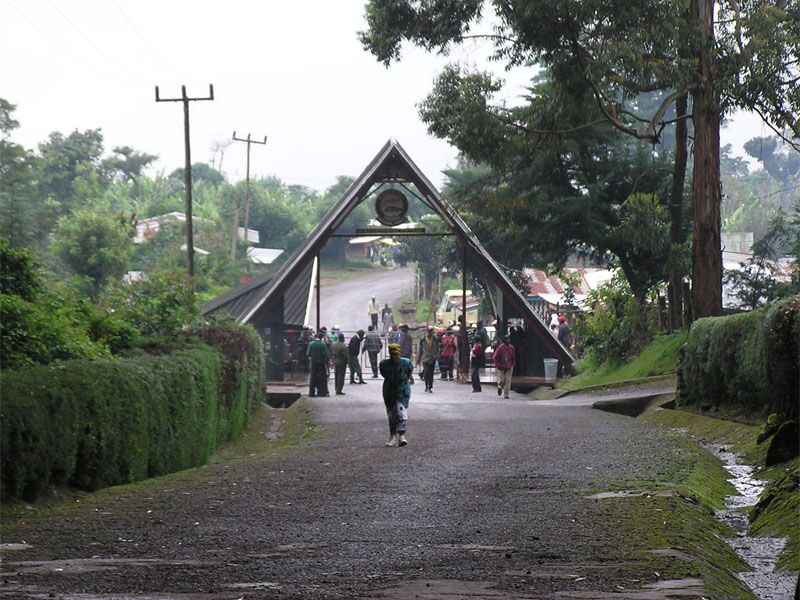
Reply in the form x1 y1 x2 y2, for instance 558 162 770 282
231 132 267 260
155 84 214 278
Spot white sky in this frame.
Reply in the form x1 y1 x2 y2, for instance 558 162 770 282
2 0 770 192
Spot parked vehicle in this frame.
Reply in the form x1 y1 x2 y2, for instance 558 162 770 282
435 289 480 326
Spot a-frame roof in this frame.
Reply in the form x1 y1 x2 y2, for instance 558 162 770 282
202 139 574 370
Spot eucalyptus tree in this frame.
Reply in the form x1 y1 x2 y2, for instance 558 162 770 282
360 0 800 318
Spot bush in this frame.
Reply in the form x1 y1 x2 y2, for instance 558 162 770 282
679 296 799 420
576 271 654 363
188 320 265 443
0 323 265 500
99 268 197 336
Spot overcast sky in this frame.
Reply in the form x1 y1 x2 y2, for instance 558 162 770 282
2 0 770 191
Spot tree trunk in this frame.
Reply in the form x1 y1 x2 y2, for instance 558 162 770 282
690 0 723 318
667 93 689 330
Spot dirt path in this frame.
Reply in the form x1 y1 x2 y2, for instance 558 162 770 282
1 375 718 599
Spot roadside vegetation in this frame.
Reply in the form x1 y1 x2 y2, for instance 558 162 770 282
1 397 316 531
560 332 687 390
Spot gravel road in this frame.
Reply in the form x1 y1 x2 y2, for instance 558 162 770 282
1 270 708 599
1 380 704 600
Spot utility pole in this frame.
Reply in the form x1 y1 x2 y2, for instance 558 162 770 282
155 84 214 279
231 132 267 260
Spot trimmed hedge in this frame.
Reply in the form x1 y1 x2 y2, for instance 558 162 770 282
679 296 799 420
1 323 264 501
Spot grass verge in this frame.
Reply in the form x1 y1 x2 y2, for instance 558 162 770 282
1 399 318 531
562 332 687 390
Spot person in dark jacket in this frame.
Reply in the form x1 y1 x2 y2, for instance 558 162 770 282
416 326 439 393
363 325 383 377
348 330 367 384
470 338 483 392
331 333 349 395
306 332 330 397
399 324 414 382
557 315 572 348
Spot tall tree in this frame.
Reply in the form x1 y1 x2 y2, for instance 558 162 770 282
50 209 135 296
103 146 157 182
0 99 38 247
360 0 800 317
37 129 107 210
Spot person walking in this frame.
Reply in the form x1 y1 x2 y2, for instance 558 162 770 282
381 303 394 334
557 315 572 349
363 325 383 378
348 329 367 384
331 332 349 395
470 336 483 393
367 296 380 329
439 326 456 381
399 324 413 359
379 343 414 447
493 335 516 399
306 332 330 397
416 325 439 393
474 321 490 369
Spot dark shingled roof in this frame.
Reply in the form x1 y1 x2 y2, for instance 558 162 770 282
202 139 574 370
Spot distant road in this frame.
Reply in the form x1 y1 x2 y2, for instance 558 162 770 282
308 267 414 332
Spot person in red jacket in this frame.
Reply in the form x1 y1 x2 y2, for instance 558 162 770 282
493 335 516 398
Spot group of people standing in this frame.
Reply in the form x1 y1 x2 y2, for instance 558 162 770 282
304 297 526 449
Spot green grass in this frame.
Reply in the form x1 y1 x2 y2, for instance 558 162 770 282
414 299 434 323
562 332 687 390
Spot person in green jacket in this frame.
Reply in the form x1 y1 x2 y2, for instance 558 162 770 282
348 330 367 384
331 332 349 395
306 332 330 397
379 343 414 447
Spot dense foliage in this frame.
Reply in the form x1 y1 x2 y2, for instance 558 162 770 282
0 241 138 369
0 321 264 500
360 0 800 318
679 296 799 420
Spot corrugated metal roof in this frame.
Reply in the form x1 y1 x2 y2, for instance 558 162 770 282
201 139 574 370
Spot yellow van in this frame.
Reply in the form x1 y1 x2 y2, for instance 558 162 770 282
435 290 480 326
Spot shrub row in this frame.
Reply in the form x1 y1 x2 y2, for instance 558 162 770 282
679 296 799 420
1 323 264 501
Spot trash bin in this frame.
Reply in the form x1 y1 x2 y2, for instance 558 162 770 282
543 358 559 383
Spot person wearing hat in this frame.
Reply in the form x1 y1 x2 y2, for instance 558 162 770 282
417 325 439 393
348 329 367 384
557 315 572 348
493 335 516 399
331 332 349 395
306 331 330 397
379 343 414 447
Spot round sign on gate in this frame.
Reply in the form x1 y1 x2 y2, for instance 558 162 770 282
374 189 408 226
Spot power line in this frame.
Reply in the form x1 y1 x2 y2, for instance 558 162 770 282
113 0 183 79
46 0 148 84
6 0 137 86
